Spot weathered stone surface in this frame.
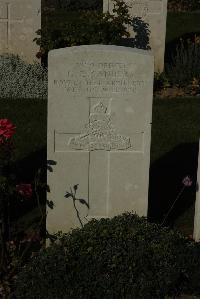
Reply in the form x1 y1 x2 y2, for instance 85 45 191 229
103 0 168 72
47 45 154 236
194 140 200 241
0 0 41 63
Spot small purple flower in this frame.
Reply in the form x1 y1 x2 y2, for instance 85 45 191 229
182 176 192 187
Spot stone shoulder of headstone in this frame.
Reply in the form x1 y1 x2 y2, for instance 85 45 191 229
48 44 154 57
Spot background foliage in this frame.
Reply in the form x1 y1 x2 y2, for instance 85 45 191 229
38 0 150 65
43 0 102 10
168 0 200 11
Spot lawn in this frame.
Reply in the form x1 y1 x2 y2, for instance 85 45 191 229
166 12 200 44
149 96 200 235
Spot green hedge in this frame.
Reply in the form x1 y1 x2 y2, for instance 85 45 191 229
14 213 200 298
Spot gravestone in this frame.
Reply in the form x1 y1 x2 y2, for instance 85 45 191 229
47 45 154 237
194 140 200 242
103 0 168 73
0 0 41 63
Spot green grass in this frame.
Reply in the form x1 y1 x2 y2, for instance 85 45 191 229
149 96 200 236
151 96 200 163
166 12 200 43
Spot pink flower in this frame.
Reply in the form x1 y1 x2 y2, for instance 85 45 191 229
0 119 16 143
20 231 41 243
16 183 32 198
188 234 194 240
182 176 192 187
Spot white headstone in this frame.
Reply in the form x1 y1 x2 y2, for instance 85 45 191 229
103 0 168 73
194 141 200 242
0 0 41 63
47 45 154 236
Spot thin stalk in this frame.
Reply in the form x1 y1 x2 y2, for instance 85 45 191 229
161 185 186 226
70 187 83 228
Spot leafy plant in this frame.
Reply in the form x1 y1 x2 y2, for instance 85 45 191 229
14 213 200 298
36 0 150 64
154 72 171 91
43 0 102 10
166 37 200 87
64 184 89 229
0 119 17 276
0 137 48 297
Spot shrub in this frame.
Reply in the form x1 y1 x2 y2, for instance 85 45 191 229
14 213 200 298
0 54 47 99
154 72 171 91
168 0 200 11
37 0 150 65
166 37 200 87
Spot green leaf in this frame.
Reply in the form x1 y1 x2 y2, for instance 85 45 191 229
65 192 72 199
79 198 89 209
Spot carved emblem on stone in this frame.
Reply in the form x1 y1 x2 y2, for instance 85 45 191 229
68 102 131 151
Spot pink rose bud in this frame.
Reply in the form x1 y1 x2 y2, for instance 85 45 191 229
182 176 192 187
16 183 32 198
0 119 16 144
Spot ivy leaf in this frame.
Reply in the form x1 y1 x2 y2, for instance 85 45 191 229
46 230 57 242
65 192 72 199
78 198 89 209
47 200 54 209
47 160 57 172
46 185 50 192
47 160 57 166
47 165 53 172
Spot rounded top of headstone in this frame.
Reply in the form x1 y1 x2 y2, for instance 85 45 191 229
48 45 154 59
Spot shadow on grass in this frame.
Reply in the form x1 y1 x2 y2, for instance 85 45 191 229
8 142 199 237
148 142 199 233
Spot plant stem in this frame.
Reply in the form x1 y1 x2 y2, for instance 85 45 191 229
34 170 44 219
70 187 83 228
161 185 186 226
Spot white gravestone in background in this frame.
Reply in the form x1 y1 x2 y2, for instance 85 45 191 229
0 0 41 63
194 140 200 242
47 45 154 236
103 0 168 73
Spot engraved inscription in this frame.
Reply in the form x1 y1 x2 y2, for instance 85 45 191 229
121 0 162 17
108 0 163 17
53 62 145 94
68 102 131 151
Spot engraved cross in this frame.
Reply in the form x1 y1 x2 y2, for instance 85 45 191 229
0 3 23 50
55 98 144 220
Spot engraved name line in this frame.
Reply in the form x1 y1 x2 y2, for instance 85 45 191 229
54 79 145 87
